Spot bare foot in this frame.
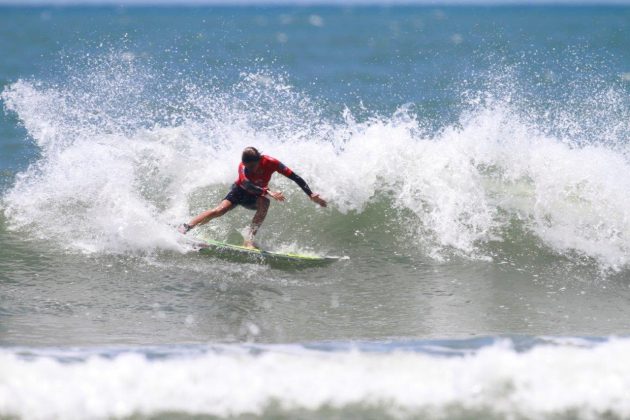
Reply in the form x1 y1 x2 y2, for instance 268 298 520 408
243 240 257 249
177 223 192 234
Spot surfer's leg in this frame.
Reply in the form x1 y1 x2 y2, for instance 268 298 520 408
188 199 234 228
244 196 270 248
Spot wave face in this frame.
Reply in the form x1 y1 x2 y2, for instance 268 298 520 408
2 337 630 419
2 52 630 270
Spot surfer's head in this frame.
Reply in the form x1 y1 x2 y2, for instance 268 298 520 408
242 147 261 170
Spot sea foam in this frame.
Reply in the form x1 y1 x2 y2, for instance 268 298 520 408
2 338 630 419
2 55 630 269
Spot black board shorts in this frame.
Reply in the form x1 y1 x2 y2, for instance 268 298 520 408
224 183 259 210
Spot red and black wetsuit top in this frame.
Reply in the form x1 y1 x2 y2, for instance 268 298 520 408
235 155 313 197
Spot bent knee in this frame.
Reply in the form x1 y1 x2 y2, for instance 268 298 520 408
214 204 232 216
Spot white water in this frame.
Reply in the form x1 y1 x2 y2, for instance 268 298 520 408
2 339 630 419
3 65 630 268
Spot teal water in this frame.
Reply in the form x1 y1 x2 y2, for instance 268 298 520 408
2 5 630 419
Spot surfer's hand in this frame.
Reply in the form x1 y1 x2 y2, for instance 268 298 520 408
310 193 327 207
267 190 285 201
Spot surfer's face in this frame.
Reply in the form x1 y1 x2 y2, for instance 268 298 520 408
244 160 260 172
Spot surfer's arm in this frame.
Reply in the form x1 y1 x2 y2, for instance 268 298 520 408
286 172 313 196
239 180 285 201
240 179 267 195
274 161 313 196
237 165 285 201
283 170 327 207
238 164 268 195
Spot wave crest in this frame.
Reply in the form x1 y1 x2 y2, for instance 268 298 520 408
2 55 630 269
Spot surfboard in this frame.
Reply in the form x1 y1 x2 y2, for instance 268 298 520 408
194 238 343 265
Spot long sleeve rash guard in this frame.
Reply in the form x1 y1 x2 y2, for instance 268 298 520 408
235 155 313 197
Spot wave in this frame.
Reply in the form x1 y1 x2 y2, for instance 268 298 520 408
1 337 630 419
2 52 630 269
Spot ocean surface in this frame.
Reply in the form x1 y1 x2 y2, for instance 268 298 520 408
2 4 630 419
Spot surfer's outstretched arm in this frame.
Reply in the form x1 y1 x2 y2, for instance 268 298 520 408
285 172 327 207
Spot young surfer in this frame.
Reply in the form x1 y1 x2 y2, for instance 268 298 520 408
178 147 327 248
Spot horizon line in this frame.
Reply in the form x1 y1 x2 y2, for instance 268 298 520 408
2 0 630 6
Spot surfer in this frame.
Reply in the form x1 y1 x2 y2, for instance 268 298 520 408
178 147 327 248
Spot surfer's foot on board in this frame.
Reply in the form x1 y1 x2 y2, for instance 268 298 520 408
243 240 259 249
177 223 192 234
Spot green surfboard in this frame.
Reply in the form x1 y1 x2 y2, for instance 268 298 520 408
196 238 343 266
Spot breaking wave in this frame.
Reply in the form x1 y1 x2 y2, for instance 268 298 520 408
2 52 630 270
2 337 630 419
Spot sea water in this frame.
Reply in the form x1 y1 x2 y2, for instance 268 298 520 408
2 5 630 419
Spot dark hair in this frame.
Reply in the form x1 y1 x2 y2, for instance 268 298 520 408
242 147 261 163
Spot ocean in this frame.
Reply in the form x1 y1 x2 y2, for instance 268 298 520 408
2 4 630 419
